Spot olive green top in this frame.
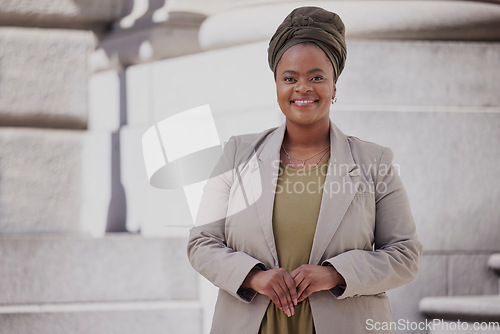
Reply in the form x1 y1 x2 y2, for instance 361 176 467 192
259 156 329 334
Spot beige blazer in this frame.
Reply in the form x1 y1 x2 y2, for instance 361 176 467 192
188 120 423 334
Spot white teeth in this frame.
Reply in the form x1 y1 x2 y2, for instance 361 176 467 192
294 100 315 104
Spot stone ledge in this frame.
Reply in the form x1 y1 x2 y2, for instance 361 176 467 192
199 1 500 50
488 254 500 275
0 0 129 29
420 295 500 322
0 301 201 334
0 300 199 314
91 11 206 71
0 234 197 304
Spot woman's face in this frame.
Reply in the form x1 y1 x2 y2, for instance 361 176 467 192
275 43 336 128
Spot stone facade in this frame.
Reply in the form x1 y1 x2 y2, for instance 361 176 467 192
1 0 499 333
0 0 202 332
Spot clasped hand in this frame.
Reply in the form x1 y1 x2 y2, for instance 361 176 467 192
242 264 344 317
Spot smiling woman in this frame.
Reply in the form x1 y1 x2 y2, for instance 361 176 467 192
188 6 423 334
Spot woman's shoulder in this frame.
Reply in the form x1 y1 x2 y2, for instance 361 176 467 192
224 126 278 153
221 126 279 167
227 126 278 147
345 135 394 165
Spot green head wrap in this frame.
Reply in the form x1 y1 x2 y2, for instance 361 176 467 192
268 6 347 81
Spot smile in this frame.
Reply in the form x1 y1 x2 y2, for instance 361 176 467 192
292 99 318 106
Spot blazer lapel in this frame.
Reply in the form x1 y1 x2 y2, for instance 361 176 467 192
308 120 358 265
250 122 287 268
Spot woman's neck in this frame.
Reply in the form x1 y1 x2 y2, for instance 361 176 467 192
283 119 330 151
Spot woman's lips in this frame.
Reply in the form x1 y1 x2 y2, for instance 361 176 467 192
291 99 318 107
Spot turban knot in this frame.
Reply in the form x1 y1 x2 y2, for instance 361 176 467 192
291 15 314 27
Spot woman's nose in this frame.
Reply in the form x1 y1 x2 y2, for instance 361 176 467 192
295 80 312 93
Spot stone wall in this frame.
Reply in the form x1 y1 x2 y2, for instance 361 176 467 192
0 24 93 232
0 0 202 332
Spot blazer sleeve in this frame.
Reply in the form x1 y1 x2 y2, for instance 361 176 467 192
323 147 423 299
187 136 265 303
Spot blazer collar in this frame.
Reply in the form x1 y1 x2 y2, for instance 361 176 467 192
258 119 356 168
252 119 359 267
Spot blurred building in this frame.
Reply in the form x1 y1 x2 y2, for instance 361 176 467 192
0 0 499 333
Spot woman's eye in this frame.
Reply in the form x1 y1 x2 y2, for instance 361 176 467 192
311 76 324 81
284 77 295 82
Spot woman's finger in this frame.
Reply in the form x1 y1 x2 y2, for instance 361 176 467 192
292 268 308 299
275 276 294 316
298 285 313 303
271 290 288 315
283 272 298 306
295 274 310 301
293 271 305 288
268 289 285 313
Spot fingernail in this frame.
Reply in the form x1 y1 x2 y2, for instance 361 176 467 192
286 309 291 317
293 299 298 306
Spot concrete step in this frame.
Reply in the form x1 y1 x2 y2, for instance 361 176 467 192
420 295 500 333
420 295 500 322
418 255 500 333
0 234 197 304
0 300 201 334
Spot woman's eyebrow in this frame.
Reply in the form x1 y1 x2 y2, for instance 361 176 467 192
307 68 326 74
281 69 326 76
